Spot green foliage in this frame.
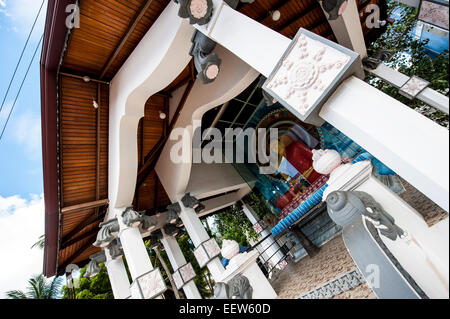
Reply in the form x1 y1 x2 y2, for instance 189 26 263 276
367 0 449 127
242 191 274 221
6 274 63 299
61 263 113 299
212 204 258 247
177 234 215 298
31 234 45 250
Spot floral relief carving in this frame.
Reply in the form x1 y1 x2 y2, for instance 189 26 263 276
131 269 167 299
203 238 221 258
266 33 350 116
138 269 167 299
179 263 196 283
194 245 209 268
419 1 449 30
399 76 429 100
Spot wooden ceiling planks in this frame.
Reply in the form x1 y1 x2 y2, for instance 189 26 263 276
61 0 171 80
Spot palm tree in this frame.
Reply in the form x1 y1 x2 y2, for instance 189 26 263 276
6 274 63 299
31 234 45 250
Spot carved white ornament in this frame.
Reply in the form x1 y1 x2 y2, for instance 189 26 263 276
221 239 240 260
399 76 429 99
172 271 183 290
419 0 449 30
266 33 350 116
190 0 208 19
312 149 342 175
179 263 196 283
193 245 209 268
203 237 221 258
130 268 167 299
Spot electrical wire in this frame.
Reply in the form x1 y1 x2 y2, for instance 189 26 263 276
0 0 45 114
0 34 44 142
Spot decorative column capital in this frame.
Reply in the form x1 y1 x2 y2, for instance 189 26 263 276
181 193 205 212
93 218 120 248
85 250 107 278
106 238 124 260
121 206 143 228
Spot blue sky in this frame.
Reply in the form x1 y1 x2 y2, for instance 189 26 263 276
0 0 46 198
0 0 48 297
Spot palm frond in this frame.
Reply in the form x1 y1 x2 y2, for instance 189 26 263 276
31 234 45 250
5 290 28 299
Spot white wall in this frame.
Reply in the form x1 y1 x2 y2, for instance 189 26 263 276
108 2 194 213
155 45 259 202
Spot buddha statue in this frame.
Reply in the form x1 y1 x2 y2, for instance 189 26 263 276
269 135 323 210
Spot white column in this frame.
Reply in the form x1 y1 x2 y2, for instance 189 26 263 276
104 248 131 299
367 64 449 114
241 202 284 268
324 161 449 298
320 76 449 212
320 0 368 59
160 234 202 299
114 208 154 281
178 202 225 281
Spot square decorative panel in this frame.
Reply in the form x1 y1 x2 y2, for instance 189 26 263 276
419 0 449 30
172 271 183 290
130 268 167 299
399 76 429 100
253 220 266 234
194 238 221 268
193 245 210 268
203 238 221 258
263 28 361 126
173 263 196 290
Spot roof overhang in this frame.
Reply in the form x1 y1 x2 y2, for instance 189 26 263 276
40 0 72 277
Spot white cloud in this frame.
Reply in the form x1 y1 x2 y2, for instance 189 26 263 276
0 194 45 298
11 111 42 160
0 0 48 35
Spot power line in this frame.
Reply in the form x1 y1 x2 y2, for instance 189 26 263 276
0 0 45 114
0 34 44 142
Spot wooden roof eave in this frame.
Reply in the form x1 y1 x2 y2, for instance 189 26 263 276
40 0 74 277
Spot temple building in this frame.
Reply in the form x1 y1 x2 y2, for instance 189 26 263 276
40 0 449 299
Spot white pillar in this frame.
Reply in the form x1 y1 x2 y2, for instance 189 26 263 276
178 201 225 281
114 208 154 281
104 248 131 299
241 202 284 269
320 76 449 212
367 64 449 114
161 234 202 299
320 0 368 59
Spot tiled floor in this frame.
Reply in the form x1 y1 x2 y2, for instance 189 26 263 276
271 235 376 299
399 178 448 227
